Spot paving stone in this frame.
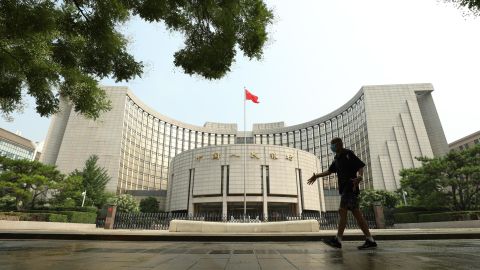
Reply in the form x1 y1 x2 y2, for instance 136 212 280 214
1 240 479 270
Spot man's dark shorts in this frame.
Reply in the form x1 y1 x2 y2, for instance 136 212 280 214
340 192 359 210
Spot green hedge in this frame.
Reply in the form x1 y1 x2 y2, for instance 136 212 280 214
33 206 98 213
418 211 480 223
48 214 68 222
41 211 97 224
20 213 50 221
394 211 443 223
394 206 450 214
68 211 97 224
1 211 96 224
394 212 419 223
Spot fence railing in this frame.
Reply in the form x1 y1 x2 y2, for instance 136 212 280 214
98 209 392 230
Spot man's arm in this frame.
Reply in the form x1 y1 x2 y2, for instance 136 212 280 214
352 167 364 190
307 170 332 185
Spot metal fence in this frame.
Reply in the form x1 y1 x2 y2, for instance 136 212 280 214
96 209 391 230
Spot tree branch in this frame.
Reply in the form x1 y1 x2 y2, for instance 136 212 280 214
0 45 27 74
71 0 90 22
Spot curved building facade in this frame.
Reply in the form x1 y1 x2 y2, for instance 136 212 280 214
166 145 325 216
42 83 448 210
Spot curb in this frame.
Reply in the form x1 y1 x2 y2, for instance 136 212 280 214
1 232 480 241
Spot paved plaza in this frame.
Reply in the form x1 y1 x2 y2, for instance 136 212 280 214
0 239 479 270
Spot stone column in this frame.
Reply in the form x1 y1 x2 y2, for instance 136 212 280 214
295 169 303 216
262 166 268 221
188 180 194 216
104 204 117 229
373 202 386 229
222 166 228 220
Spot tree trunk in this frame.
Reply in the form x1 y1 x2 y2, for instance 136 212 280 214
464 175 471 210
458 185 465 211
15 197 22 211
451 184 458 210
30 191 39 210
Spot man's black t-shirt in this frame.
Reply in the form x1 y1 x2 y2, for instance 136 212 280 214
328 149 365 195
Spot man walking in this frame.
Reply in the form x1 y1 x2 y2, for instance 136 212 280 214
307 137 377 250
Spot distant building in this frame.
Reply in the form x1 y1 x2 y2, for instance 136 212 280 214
0 128 40 161
449 130 480 151
42 83 448 211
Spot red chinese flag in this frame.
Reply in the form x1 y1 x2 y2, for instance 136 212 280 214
245 89 260 104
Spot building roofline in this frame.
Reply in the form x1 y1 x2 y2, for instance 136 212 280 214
103 83 434 135
0 128 36 149
122 87 238 134
449 130 480 146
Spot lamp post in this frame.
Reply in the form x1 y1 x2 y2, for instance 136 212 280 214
81 190 87 207
402 190 408 206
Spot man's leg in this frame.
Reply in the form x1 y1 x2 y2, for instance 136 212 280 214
322 201 348 249
352 208 377 249
351 208 371 237
337 207 348 238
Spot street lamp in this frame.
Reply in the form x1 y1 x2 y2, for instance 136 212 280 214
402 190 408 206
81 190 87 207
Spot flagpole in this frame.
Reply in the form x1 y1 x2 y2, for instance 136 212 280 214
243 87 247 219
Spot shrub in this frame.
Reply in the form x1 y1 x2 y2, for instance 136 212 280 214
69 211 97 223
0 212 22 221
32 206 98 213
140 197 159 213
393 211 445 223
20 213 50 221
62 198 77 208
394 206 450 214
360 189 400 209
394 212 419 223
48 214 68 222
16 210 97 223
111 194 139 213
0 195 16 211
54 211 96 223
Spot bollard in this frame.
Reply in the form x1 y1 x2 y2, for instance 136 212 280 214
104 204 117 229
373 202 385 229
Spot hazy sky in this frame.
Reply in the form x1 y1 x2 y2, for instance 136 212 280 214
2 0 479 145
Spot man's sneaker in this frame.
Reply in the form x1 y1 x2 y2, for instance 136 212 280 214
322 237 342 249
357 239 377 250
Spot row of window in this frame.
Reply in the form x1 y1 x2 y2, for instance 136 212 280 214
0 140 34 160
458 138 480 150
118 95 372 193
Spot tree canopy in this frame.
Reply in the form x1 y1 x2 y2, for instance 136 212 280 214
0 0 273 119
359 189 400 209
400 144 480 210
445 0 480 15
0 155 115 210
71 155 110 208
0 156 63 210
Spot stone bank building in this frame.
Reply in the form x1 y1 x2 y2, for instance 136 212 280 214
41 83 449 214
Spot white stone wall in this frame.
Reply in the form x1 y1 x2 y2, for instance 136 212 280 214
192 146 223 196
41 97 73 165
363 84 438 191
52 87 128 192
167 151 192 211
167 145 323 213
416 92 449 156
